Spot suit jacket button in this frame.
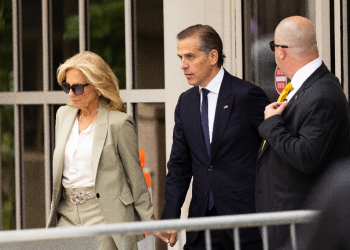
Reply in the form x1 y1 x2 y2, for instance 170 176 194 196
205 190 208 195
96 193 100 198
208 166 213 171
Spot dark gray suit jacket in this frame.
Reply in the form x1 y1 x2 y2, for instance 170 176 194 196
300 157 350 250
256 62 350 249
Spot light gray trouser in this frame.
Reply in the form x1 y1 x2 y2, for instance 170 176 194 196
57 187 118 250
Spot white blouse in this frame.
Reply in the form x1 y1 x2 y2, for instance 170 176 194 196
62 118 95 188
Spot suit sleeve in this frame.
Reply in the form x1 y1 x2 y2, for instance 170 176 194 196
246 85 271 131
259 97 340 174
117 116 155 222
162 94 193 220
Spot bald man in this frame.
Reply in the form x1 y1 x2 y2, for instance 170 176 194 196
256 16 350 249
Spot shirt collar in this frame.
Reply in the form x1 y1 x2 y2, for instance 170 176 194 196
199 67 224 94
291 58 322 90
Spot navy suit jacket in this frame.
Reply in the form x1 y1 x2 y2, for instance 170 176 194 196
162 70 270 243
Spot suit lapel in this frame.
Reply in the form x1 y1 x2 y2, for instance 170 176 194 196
92 104 109 181
210 71 234 162
53 108 78 188
190 87 209 160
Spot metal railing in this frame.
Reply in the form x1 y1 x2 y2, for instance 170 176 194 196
0 210 318 250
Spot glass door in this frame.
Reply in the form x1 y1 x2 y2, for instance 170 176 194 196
242 0 315 101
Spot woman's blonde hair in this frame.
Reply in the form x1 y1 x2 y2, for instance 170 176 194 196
57 51 125 112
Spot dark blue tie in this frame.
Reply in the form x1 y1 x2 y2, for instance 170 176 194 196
201 88 214 210
201 88 210 157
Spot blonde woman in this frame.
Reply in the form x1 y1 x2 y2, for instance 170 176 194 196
47 51 166 249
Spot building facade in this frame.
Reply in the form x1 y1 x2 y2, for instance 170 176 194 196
0 0 348 249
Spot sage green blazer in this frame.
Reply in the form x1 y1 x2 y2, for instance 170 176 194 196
47 103 155 249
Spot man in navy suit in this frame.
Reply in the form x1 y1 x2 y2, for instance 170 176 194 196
161 24 270 250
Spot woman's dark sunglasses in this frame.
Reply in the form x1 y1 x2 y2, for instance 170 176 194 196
61 82 91 95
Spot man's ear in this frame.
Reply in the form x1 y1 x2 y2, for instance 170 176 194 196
209 49 219 66
278 46 286 60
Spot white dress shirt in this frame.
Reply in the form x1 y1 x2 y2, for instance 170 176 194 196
287 58 322 101
199 67 225 142
62 118 95 188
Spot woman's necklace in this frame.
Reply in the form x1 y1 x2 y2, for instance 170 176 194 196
79 108 99 133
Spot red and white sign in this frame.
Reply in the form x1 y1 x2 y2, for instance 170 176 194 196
274 66 287 94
